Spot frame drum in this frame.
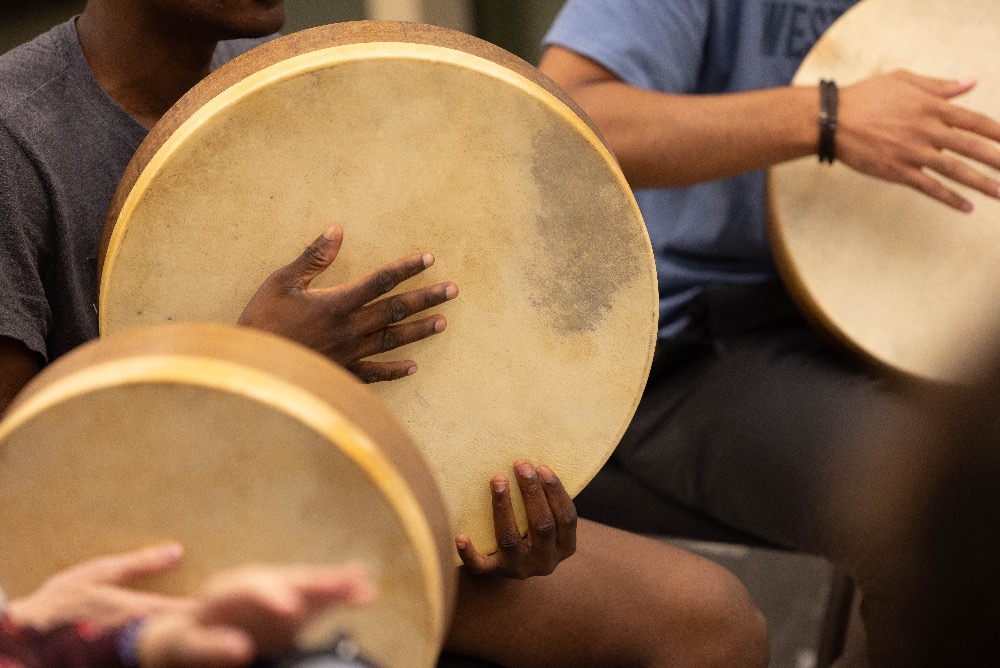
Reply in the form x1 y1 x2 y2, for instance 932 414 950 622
99 22 658 552
770 0 1000 383
0 323 455 668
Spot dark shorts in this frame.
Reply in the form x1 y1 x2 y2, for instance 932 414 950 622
577 281 907 556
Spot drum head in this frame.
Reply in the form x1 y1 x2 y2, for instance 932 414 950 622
0 323 455 668
769 0 1000 383
99 22 658 551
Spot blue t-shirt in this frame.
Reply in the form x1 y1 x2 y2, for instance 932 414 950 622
544 0 857 337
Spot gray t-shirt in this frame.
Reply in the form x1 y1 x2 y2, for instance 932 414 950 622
0 19 264 362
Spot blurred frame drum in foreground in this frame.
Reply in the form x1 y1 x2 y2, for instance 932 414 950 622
0 323 456 668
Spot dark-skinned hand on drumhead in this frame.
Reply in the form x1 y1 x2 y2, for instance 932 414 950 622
238 224 459 383
455 460 578 579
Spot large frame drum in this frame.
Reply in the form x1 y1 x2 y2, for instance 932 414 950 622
0 323 456 668
770 0 1000 383
99 21 659 552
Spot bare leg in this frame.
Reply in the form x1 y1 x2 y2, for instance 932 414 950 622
444 519 769 667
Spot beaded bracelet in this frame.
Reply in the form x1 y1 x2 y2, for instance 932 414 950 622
818 79 838 164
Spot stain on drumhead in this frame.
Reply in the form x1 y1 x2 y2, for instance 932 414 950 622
527 131 646 334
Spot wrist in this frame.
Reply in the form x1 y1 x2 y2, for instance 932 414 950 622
4 596 42 630
769 86 826 163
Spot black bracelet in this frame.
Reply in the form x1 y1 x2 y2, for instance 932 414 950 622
818 79 838 164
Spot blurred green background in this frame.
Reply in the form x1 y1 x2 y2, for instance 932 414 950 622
1 0 565 65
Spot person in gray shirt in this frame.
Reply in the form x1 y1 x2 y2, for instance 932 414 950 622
0 8 455 408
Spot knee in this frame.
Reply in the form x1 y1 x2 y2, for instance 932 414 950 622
646 560 769 668
691 564 769 668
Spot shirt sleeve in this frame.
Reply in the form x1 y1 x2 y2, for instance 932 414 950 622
542 0 712 94
0 616 128 668
0 123 53 360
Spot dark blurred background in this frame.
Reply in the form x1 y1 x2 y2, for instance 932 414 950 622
0 0 565 64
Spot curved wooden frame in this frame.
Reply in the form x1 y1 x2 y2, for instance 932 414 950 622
0 322 457 667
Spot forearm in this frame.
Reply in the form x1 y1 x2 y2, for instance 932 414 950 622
542 45 1000 210
571 81 819 188
0 616 126 668
539 45 820 188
